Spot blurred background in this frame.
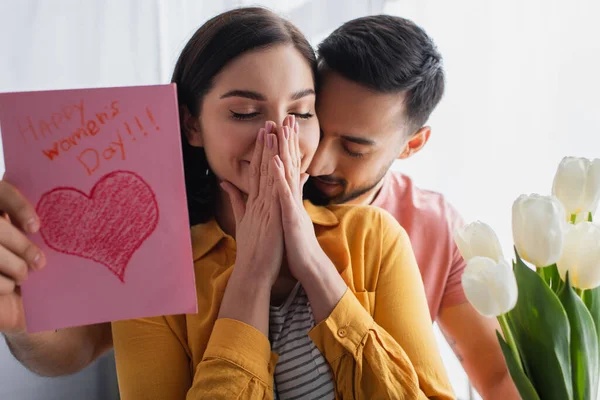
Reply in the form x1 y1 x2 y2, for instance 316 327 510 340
1 0 599 399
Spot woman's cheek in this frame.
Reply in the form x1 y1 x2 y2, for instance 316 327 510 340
299 120 320 169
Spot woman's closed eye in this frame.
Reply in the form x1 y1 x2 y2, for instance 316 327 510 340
291 112 314 120
229 110 315 121
230 110 260 120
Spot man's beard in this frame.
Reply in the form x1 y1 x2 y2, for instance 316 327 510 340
304 168 389 206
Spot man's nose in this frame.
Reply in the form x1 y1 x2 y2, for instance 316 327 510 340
308 137 336 177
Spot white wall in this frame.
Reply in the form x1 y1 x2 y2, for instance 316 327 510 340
2 0 599 399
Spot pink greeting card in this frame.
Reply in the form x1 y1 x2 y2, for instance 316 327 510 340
0 84 198 332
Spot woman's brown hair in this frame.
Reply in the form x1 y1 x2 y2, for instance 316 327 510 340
171 7 317 225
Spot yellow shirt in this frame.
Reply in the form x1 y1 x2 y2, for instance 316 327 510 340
112 201 455 399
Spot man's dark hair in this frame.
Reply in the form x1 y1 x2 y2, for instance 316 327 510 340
318 15 444 131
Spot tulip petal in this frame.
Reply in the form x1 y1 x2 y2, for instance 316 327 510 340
513 194 566 267
552 157 587 215
454 227 473 262
584 159 600 216
462 257 517 317
557 222 600 290
455 221 504 263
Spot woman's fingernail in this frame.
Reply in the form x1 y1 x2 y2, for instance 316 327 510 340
267 134 273 148
258 128 265 141
26 218 39 233
265 121 274 133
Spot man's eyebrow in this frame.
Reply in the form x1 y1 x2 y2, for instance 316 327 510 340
220 90 266 101
291 89 315 100
341 135 376 146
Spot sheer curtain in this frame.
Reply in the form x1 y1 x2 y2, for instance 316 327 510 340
1 1 599 399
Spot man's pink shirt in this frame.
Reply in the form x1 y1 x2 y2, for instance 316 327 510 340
372 171 467 320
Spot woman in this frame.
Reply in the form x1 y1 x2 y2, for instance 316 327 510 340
111 7 454 399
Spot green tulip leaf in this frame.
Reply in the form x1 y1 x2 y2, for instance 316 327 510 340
496 331 541 400
558 273 599 400
508 249 573 400
539 264 563 293
583 286 600 360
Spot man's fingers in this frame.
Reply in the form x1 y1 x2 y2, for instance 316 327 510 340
0 246 29 285
220 181 246 225
0 291 25 332
0 274 16 296
0 181 39 234
0 220 44 271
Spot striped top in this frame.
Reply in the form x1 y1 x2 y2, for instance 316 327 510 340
270 283 336 400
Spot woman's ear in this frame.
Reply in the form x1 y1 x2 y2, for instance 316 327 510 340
181 105 203 147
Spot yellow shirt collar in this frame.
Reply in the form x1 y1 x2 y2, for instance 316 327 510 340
190 200 339 261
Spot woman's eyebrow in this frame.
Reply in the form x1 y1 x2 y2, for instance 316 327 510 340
220 90 265 101
291 89 315 100
219 88 315 101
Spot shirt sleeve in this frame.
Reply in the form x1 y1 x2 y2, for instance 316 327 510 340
186 318 277 399
440 202 468 309
113 317 277 400
308 211 456 400
112 316 192 400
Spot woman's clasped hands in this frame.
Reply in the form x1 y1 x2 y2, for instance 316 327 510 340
221 115 332 289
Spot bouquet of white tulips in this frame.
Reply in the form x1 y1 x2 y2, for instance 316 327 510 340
455 157 600 400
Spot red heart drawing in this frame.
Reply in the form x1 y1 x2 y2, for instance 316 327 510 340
36 170 159 282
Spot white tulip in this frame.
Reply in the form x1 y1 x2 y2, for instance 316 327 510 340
462 256 518 317
557 222 600 290
454 221 504 263
552 157 600 218
512 194 566 267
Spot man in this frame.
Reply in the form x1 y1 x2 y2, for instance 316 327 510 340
0 14 517 399
305 16 518 399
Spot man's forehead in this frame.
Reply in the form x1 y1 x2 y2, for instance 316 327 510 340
317 72 408 139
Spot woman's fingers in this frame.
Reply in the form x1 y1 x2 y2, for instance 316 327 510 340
300 173 309 190
221 181 246 225
292 119 301 170
268 156 282 225
278 126 296 192
248 128 266 200
273 155 295 222
260 133 278 198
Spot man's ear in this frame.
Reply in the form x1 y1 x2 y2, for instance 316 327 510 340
398 126 431 160
181 105 203 147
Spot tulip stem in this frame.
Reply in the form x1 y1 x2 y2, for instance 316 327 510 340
498 313 523 371
536 267 547 285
